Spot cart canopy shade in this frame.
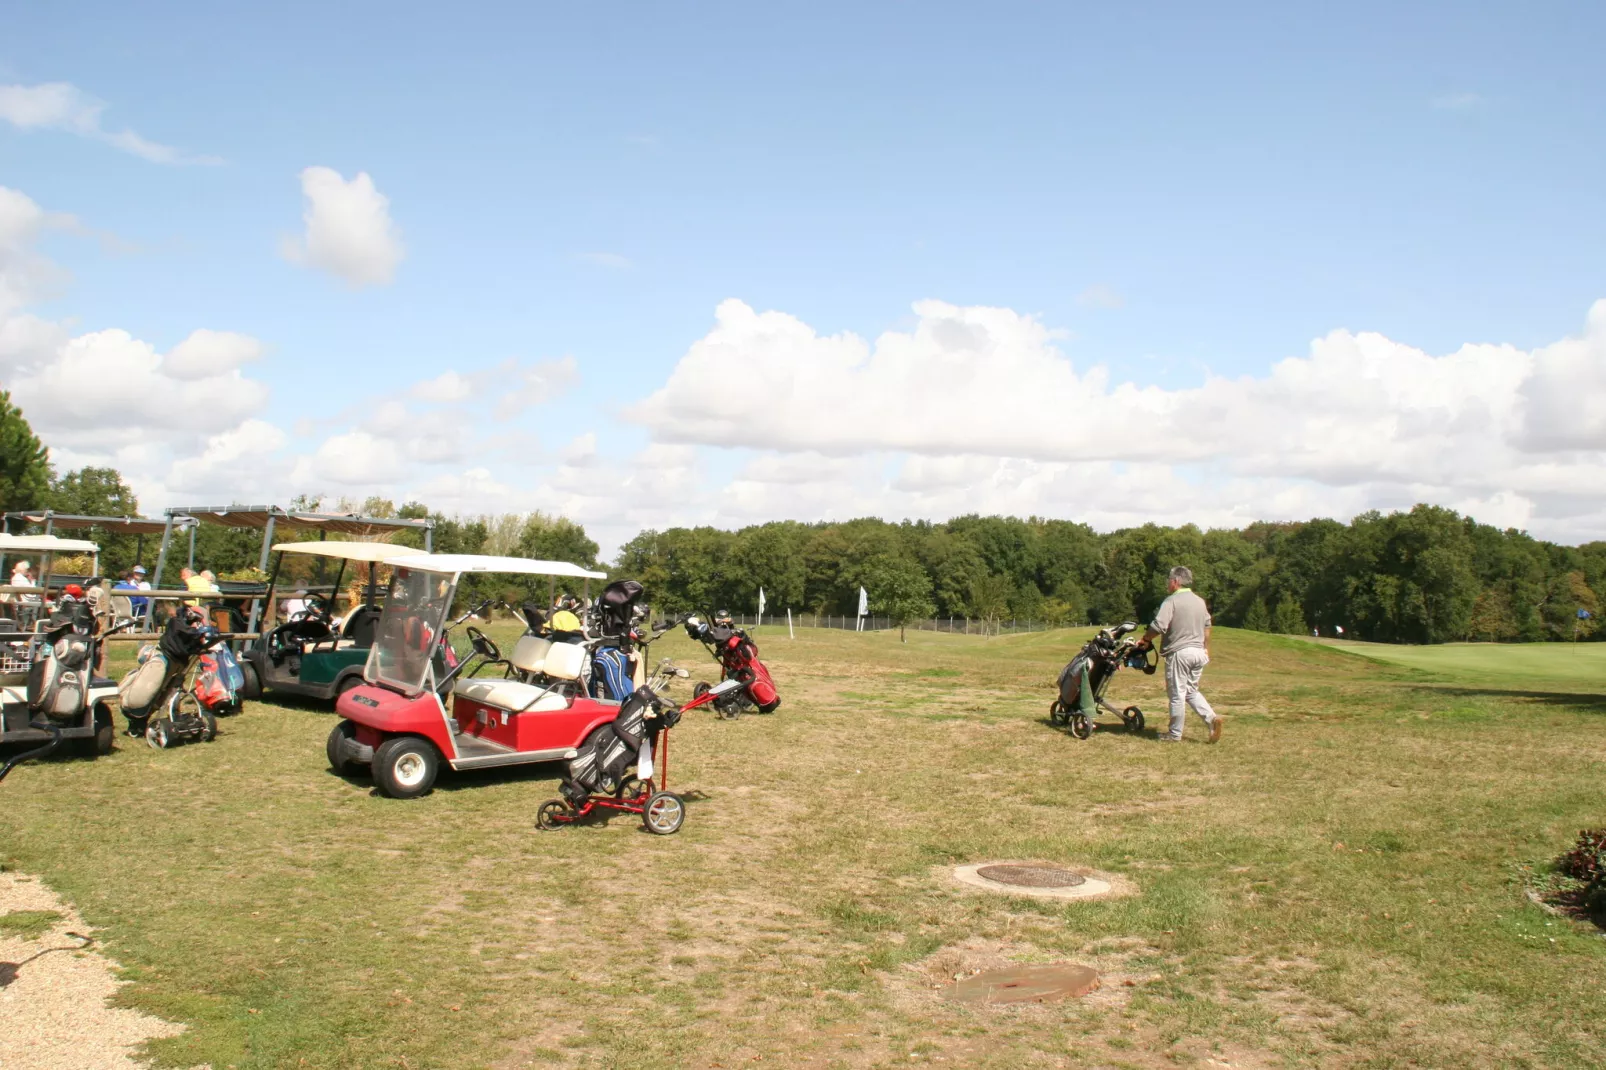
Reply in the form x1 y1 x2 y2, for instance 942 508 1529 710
169 506 432 537
270 541 430 563
393 554 606 579
0 534 100 553
8 512 175 535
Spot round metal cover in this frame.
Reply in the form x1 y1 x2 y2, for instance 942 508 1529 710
975 863 1086 889
946 963 1100 1005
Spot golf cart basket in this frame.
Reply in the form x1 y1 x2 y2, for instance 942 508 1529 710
1050 621 1156 739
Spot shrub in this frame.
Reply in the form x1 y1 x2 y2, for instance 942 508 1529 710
1558 829 1606 916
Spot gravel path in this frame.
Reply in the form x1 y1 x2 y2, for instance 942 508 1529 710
0 870 199 1070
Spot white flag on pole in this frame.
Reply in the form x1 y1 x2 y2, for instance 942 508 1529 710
757 587 766 622
857 586 868 617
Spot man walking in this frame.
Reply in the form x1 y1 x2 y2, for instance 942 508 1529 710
1136 566 1222 743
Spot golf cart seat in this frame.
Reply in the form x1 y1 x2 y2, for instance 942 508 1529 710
343 605 382 648
509 634 552 674
453 678 569 713
542 641 586 681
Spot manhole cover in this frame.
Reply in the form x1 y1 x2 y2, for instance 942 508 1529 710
975 864 1086 889
945 963 1100 1005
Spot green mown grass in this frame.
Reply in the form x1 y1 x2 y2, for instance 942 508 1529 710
2 626 1604 1068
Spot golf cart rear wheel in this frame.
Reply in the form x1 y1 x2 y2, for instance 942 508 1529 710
1069 713 1092 740
326 720 363 776
373 736 440 799
1123 706 1145 733
80 704 115 757
643 791 685 835
536 799 569 830
238 659 261 700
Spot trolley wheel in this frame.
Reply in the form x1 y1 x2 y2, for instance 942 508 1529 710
200 710 218 742
537 799 569 830
1048 699 1068 726
693 681 711 700
146 719 172 749
1069 713 1092 740
643 791 685 835
615 774 644 799
1123 706 1145 733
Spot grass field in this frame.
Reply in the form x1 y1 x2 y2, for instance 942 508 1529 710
3 625 1606 1068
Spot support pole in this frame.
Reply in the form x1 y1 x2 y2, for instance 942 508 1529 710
150 515 177 631
788 608 794 640
187 524 196 569
247 515 277 637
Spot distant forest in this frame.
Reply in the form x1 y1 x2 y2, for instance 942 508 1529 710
4 392 1599 645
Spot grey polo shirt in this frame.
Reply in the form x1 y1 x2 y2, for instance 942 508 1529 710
1151 588 1211 652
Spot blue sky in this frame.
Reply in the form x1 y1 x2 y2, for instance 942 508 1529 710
2 2 1605 551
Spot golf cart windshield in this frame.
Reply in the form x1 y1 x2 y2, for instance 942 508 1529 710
370 565 455 694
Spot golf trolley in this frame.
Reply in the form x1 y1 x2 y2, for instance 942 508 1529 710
1049 621 1158 739
683 612 781 719
119 611 244 749
537 656 739 835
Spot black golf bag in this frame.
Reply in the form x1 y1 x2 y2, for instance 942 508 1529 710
562 686 681 801
596 580 646 638
27 605 95 722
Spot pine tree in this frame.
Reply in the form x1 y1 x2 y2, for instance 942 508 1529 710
1242 598 1271 632
1271 598 1307 635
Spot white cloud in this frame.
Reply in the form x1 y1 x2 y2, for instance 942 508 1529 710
0 186 74 316
162 328 265 379
409 370 475 403
281 167 404 287
625 297 1606 546
0 82 219 164
1075 284 1124 309
493 356 581 419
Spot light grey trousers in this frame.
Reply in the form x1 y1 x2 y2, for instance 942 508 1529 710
1164 645 1217 739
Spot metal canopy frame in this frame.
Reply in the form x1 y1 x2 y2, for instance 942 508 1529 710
152 506 436 633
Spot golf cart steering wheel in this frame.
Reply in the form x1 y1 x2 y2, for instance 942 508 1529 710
465 625 501 663
291 594 330 623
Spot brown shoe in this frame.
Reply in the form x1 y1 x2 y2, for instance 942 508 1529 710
1208 717 1223 744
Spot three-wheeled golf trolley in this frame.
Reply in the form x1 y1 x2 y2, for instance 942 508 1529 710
1049 622 1158 739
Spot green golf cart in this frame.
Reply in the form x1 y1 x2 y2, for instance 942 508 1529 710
238 540 430 704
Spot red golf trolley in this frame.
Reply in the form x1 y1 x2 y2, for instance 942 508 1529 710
330 554 723 834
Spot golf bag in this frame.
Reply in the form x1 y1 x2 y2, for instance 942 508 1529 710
118 646 172 719
1051 622 1153 737
562 686 681 800
686 617 781 714
26 608 94 722
194 644 245 715
596 580 645 638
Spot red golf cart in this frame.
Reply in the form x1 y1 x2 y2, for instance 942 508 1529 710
330 553 617 799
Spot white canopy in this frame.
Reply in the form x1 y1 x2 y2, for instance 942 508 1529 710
271 541 429 563
390 553 606 580
0 533 100 554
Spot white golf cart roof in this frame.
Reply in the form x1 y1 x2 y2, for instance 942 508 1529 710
390 553 606 580
0 533 100 553
271 540 430 563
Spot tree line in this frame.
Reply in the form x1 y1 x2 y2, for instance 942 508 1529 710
2 390 1599 643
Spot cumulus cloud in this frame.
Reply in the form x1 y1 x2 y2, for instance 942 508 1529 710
0 81 220 164
281 167 404 287
162 328 265 379
626 297 1606 545
0 186 74 316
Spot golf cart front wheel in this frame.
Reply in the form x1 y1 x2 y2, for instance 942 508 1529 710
1123 706 1145 733
1069 714 1092 740
536 799 569 830
373 736 440 799
643 791 685 835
